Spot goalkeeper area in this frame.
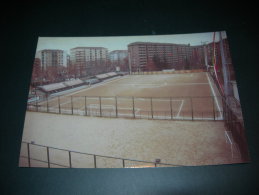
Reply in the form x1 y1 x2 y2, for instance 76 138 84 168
32 71 224 121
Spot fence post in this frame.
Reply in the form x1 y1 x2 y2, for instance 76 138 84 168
190 97 194 121
115 96 118 118
150 97 153 119
46 96 49 113
99 96 102 117
71 96 73 115
222 96 226 120
170 97 173 120
27 143 31 167
69 151 72 168
212 96 215 120
36 98 38 112
85 96 87 116
58 96 61 114
46 147 50 168
132 97 135 118
94 155 97 168
230 109 234 131
122 159 125 168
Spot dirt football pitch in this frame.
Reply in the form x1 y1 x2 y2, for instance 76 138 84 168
36 72 224 120
20 72 242 168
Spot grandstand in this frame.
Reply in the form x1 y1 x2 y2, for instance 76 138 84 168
35 72 122 97
63 79 85 88
95 72 119 81
38 79 85 95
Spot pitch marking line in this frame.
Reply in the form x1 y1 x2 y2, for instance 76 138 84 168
225 131 234 158
206 73 223 119
176 100 184 118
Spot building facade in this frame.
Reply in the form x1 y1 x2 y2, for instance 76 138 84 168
70 47 108 76
36 50 67 70
109 50 128 72
127 42 216 72
128 42 194 72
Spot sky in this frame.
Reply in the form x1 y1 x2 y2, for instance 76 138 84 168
36 31 227 54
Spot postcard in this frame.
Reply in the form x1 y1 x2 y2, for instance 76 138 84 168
19 31 250 168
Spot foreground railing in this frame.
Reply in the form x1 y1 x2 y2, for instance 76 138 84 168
19 142 183 168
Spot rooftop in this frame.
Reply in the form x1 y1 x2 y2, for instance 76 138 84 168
70 47 108 50
128 42 191 47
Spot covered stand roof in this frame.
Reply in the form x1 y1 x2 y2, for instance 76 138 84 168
96 72 117 79
39 83 67 92
63 79 84 87
39 79 84 92
96 73 109 79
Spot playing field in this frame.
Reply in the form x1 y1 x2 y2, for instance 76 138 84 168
19 112 241 168
20 72 242 168
33 72 223 120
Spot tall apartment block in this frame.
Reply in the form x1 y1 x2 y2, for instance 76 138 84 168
128 42 193 72
36 49 67 70
70 47 108 76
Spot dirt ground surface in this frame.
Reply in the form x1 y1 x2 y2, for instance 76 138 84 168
32 72 224 120
19 112 242 168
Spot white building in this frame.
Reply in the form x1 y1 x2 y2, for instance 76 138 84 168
36 49 67 70
70 47 108 66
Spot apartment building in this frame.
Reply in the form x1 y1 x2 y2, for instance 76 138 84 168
70 47 108 76
36 50 66 70
128 42 193 72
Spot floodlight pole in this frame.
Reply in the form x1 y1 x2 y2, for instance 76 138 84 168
201 41 209 71
219 31 231 98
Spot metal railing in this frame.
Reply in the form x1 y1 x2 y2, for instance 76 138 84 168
19 141 183 168
208 71 249 162
223 101 249 162
27 95 225 121
130 69 206 75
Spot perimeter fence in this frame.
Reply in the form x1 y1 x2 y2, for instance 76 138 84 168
27 95 225 121
208 70 249 162
19 141 182 168
130 69 205 75
222 98 249 162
